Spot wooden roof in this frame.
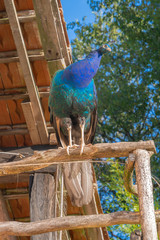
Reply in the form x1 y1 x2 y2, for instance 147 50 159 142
0 0 109 239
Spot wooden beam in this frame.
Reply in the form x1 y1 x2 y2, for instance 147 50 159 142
3 193 28 200
0 53 45 63
51 0 72 66
157 222 160 239
0 86 50 95
0 92 49 100
0 128 29 136
4 0 49 144
21 102 41 145
0 141 156 176
0 125 54 136
0 174 29 184
0 49 44 59
0 190 17 240
32 0 63 61
33 0 66 77
30 173 57 240
0 10 36 23
0 211 159 236
135 149 158 239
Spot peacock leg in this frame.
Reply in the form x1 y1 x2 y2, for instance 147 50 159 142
79 117 85 155
66 125 72 155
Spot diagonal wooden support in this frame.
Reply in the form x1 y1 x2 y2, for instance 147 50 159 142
134 149 158 240
4 0 49 144
21 101 41 145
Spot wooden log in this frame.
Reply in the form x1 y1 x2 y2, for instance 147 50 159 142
135 149 158 240
157 222 160 239
0 140 156 176
124 153 138 196
0 190 17 240
21 102 41 145
4 0 49 144
30 173 57 240
0 210 159 236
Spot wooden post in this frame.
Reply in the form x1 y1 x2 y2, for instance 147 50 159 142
135 149 158 240
157 223 160 239
30 173 57 240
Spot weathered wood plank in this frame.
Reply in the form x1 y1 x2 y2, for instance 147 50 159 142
0 210 159 236
4 0 49 144
0 141 156 176
21 102 41 145
30 173 57 240
0 10 36 24
0 127 54 136
0 49 44 59
135 149 158 240
33 0 63 61
0 92 49 100
33 0 66 77
51 0 71 66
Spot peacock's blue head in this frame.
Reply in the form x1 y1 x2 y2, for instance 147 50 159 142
98 44 111 56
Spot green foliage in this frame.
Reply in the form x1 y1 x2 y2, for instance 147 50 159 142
68 0 160 238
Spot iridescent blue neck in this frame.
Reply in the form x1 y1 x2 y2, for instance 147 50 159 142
62 50 102 88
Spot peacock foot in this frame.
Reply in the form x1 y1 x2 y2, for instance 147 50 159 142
66 144 79 155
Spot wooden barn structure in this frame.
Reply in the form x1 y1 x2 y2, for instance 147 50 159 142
0 1 159 240
0 0 110 239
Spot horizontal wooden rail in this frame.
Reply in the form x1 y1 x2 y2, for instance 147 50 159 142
0 86 50 95
0 92 49 100
0 211 159 236
0 10 35 23
0 141 156 176
0 126 54 136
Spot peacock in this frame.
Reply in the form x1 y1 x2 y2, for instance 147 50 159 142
48 44 111 207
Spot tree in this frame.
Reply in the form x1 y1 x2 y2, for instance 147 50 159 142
68 0 160 239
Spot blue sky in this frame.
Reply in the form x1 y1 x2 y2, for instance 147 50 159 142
61 0 94 41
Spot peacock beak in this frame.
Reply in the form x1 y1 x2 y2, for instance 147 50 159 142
102 44 111 52
106 46 111 51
